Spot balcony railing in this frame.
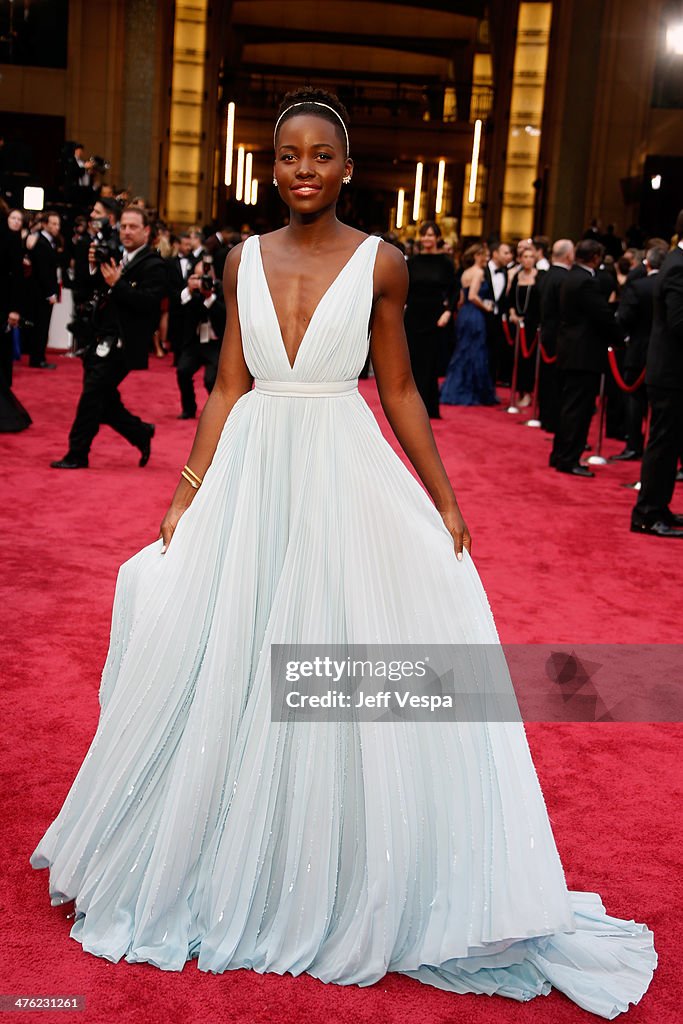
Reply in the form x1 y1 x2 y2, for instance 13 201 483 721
223 72 493 125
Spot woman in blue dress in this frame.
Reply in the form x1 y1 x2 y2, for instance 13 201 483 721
440 241 497 406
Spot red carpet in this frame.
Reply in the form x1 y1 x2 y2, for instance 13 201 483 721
1 354 679 1024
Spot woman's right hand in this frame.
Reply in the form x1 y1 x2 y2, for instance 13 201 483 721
159 504 188 554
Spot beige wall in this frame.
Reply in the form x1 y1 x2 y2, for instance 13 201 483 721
540 0 682 239
1 0 170 205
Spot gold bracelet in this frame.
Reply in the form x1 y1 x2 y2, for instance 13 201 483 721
181 464 203 489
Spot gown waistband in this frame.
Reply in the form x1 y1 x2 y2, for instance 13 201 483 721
253 379 359 397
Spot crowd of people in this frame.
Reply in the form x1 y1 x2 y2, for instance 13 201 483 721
1 190 681 538
400 218 683 539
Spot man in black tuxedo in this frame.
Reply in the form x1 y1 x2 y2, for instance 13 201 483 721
51 207 167 469
484 241 512 385
632 214 683 538
538 238 574 433
166 229 204 367
175 260 225 419
26 211 61 369
614 245 668 461
550 239 623 477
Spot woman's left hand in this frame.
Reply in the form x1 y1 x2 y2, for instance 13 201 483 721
436 310 452 328
440 505 472 561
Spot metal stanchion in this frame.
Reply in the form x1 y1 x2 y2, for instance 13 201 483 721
524 329 542 428
586 372 608 466
505 316 521 414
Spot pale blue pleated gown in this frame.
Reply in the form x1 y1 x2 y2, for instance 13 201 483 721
30 234 656 1018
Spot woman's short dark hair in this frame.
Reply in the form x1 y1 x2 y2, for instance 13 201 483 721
575 239 604 263
275 86 350 154
418 220 441 238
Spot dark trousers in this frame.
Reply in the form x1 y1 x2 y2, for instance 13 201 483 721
28 299 52 366
488 315 512 386
550 368 600 469
633 385 683 527
176 341 219 415
67 342 148 462
538 357 560 433
623 368 647 454
605 353 626 440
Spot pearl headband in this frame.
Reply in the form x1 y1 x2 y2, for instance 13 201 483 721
273 101 349 157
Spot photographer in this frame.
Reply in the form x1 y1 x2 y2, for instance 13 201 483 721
51 206 166 469
175 254 225 419
67 198 121 353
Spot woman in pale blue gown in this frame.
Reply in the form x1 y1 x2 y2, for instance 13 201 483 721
30 87 656 1019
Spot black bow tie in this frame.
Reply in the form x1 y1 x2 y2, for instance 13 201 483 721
494 266 506 275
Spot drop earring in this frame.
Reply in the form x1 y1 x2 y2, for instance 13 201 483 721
342 174 352 185
272 177 278 186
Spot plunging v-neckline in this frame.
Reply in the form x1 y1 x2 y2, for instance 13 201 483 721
256 235 372 372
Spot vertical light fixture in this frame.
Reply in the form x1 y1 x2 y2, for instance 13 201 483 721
412 162 423 222
435 160 446 214
224 102 235 186
251 178 258 205
468 120 482 204
235 145 245 201
244 151 253 206
500 2 552 239
396 188 405 229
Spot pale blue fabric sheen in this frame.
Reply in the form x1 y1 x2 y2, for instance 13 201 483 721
30 234 656 1018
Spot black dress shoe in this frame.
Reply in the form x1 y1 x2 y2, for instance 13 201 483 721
630 520 683 538
669 513 683 527
177 411 196 420
31 361 57 370
138 423 155 467
677 470 683 483
138 423 155 468
609 449 642 462
51 457 88 469
556 465 595 478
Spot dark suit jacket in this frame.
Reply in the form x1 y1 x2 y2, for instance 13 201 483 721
166 253 204 349
71 233 97 297
616 273 657 371
557 264 623 373
183 282 226 347
484 261 509 316
94 246 167 371
646 246 683 391
29 233 59 300
0 224 23 318
538 263 570 355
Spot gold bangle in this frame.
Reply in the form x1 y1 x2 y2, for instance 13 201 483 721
182 463 203 486
181 469 199 489
181 466 202 489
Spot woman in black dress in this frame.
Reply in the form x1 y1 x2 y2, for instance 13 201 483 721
0 204 31 432
404 221 457 418
507 244 543 408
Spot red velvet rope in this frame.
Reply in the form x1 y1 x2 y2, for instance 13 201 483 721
607 347 646 393
502 316 515 347
539 341 557 364
519 323 538 359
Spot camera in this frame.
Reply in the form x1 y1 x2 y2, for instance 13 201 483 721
89 154 110 175
200 255 216 292
92 217 120 266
